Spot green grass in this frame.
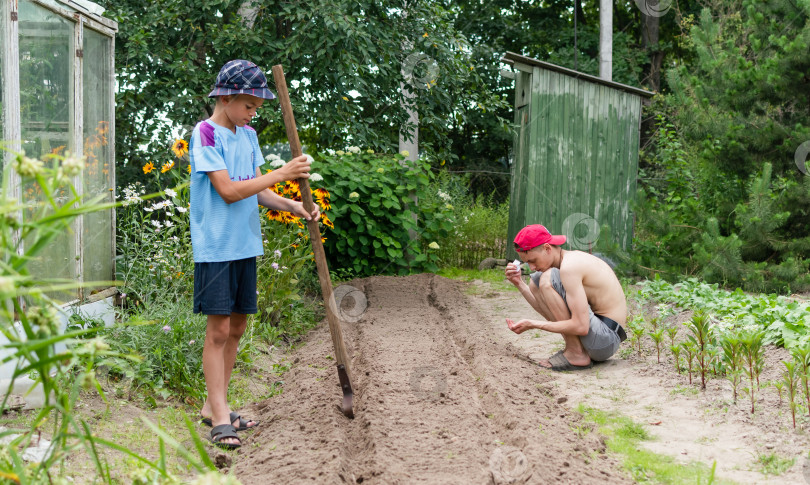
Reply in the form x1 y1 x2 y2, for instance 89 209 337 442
756 453 795 475
578 404 735 484
436 267 518 291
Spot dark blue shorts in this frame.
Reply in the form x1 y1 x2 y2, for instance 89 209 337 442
193 257 257 315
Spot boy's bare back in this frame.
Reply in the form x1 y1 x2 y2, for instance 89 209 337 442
559 250 627 325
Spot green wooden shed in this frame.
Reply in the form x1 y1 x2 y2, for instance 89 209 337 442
502 52 653 260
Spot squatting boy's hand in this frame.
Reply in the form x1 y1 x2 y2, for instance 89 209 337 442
506 318 537 334
505 262 523 286
277 155 311 181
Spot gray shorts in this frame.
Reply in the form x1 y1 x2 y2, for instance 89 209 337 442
530 268 621 361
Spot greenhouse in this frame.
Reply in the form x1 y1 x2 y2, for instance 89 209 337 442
1 0 117 304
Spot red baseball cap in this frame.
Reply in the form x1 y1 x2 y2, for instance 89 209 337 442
514 224 567 251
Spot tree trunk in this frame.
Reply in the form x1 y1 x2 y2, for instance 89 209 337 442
641 12 662 92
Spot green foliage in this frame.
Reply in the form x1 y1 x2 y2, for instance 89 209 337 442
0 150 215 482
632 1 810 293
99 0 502 189
639 277 810 351
317 150 453 276
255 219 313 333
426 171 509 267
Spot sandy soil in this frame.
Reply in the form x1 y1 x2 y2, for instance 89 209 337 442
229 274 810 484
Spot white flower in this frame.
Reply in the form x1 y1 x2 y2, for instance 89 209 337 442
143 206 154 212
428 241 440 250
305 154 314 164
400 150 410 157
176 206 188 213
271 262 279 270
164 188 177 197
347 146 360 154
265 153 281 161
437 190 450 202
310 173 323 182
150 220 162 229
164 220 174 228
13 153 43 178
0 276 15 298
270 159 285 168
336 150 346 156
62 154 84 176
349 192 360 199
274 249 282 258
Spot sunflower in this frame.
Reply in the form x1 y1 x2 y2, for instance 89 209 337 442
316 198 331 211
172 139 189 158
143 161 155 174
313 188 330 199
161 161 175 173
266 209 282 222
321 214 334 230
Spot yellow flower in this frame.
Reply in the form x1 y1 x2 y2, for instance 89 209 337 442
171 138 189 158
428 242 440 250
400 150 409 157
342 96 349 101
187 164 191 173
423 32 428 38
376 167 385 173
161 161 175 173
143 162 155 174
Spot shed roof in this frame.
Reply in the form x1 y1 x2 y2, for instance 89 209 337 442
502 52 654 99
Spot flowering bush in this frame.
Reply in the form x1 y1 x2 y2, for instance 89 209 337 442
255 157 333 335
315 149 454 276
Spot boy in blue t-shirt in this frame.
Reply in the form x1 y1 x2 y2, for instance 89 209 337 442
190 59 318 449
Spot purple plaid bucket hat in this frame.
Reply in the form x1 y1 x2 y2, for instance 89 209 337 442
208 59 276 100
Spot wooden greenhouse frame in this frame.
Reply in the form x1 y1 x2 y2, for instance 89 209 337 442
1 0 118 304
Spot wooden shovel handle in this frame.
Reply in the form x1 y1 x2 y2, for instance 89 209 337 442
270 64 353 381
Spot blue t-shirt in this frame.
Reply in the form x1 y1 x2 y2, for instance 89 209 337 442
189 120 264 262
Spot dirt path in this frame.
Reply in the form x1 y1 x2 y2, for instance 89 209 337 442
233 274 627 484
231 274 809 484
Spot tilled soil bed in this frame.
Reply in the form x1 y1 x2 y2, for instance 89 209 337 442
232 274 627 484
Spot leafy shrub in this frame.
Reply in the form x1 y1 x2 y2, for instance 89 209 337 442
425 171 509 268
316 149 453 275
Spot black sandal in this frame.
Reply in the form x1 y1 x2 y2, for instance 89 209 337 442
210 424 241 449
201 411 259 431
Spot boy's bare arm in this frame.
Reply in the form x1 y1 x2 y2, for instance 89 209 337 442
507 264 591 336
206 155 310 204
255 168 320 221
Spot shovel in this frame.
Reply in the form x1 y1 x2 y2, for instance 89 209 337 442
271 64 354 419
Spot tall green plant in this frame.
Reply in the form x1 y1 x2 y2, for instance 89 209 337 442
687 311 714 390
740 330 765 413
793 346 810 418
782 361 799 429
681 341 697 386
650 328 665 364
720 334 743 404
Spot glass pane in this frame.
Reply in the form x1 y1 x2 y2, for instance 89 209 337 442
19 0 76 302
82 27 113 285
